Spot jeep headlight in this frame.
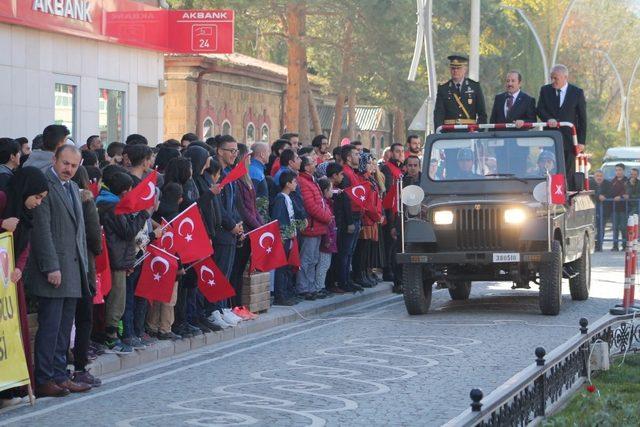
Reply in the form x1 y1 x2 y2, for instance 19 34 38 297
434 210 454 225
504 208 527 225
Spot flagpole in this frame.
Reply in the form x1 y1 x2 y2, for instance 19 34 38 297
546 171 551 252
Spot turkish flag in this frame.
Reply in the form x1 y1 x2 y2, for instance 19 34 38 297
550 174 566 205
158 219 178 255
94 228 112 297
249 220 288 272
345 184 370 210
169 203 214 264
135 245 179 303
115 170 158 214
219 155 248 187
288 236 301 273
194 257 236 303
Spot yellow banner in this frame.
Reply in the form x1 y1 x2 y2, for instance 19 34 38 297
0 232 30 392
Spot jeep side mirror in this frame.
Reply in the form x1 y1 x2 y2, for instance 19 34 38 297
573 172 585 191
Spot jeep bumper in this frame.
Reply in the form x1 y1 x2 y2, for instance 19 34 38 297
396 251 553 265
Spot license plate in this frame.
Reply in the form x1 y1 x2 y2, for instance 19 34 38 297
493 253 520 263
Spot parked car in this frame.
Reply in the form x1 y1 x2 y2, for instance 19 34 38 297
601 147 640 179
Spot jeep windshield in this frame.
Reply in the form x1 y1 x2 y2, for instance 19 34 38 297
427 136 558 182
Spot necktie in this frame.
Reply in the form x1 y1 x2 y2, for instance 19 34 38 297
63 181 76 216
556 89 562 108
506 95 514 113
455 83 461 93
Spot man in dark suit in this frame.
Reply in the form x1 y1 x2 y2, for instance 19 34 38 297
536 64 587 188
26 144 91 397
490 70 537 126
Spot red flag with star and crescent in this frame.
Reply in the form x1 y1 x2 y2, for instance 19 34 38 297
135 244 179 303
158 219 179 255
115 170 158 214
169 203 214 264
345 183 371 210
248 220 288 272
193 256 236 303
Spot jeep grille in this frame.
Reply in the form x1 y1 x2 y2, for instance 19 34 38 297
455 207 502 250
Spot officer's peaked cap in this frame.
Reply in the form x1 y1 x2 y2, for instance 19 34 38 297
448 55 469 68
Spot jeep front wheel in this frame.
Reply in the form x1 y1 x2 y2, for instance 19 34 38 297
448 281 471 300
402 264 433 315
569 235 591 301
539 240 563 315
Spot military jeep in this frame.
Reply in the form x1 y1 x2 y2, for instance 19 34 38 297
396 127 595 316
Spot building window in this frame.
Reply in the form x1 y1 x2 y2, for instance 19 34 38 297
99 88 125 143
371 135 377 152
261 124 269 142
246 123 255 143
222 120 231 136
203 117 214 139
54 83 76 139
380 136 385 147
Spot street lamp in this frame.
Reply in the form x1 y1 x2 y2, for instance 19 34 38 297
501 0 578 84
502 5 549 83
408 0 437 135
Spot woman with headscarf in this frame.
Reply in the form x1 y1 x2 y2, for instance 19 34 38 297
183 145 224 333
352 153 382 288
230 143 263 305
0 166 49 400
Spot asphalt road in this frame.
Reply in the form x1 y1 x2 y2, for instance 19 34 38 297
0 251 625 426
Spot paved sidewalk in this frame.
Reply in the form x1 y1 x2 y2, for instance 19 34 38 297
88 285 392 378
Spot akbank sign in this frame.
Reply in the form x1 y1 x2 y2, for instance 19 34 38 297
0 1 233 54
32 0 93 23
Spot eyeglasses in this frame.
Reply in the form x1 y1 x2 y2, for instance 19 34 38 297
221 148 239 154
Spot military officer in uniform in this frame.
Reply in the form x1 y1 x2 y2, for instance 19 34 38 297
434 55 487 129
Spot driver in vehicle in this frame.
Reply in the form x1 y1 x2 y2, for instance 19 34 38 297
529 150 556 176
454 148 481 179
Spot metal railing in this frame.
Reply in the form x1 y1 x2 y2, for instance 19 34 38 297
596 199 640 245
444 314 640 427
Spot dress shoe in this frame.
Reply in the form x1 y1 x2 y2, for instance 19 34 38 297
36 381 70 398
73 370 102 387
57 379 91 393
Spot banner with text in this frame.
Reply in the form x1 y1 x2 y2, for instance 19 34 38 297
0 232 30 392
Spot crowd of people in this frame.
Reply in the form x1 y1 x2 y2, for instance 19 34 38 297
0 125 423 402
590 164 640 251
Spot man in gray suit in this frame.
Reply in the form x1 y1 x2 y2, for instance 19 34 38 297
26 144 92 397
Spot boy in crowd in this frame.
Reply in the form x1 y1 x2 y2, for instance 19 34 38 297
96 170 150 353
271 171 304 305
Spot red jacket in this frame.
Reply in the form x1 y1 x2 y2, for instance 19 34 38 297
298 172 333 236
342 165 363 213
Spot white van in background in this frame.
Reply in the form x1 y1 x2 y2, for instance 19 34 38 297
600 147 640 179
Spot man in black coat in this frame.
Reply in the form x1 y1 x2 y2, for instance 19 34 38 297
490 71 537 126
536 64 587 188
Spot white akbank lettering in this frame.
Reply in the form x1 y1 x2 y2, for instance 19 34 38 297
32 0 92 23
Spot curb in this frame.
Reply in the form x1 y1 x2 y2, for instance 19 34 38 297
89 284 393 378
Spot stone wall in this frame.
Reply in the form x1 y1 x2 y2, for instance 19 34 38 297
164 57 290 144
